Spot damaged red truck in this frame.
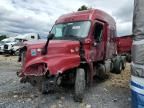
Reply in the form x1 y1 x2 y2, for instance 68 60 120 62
17 9 126 102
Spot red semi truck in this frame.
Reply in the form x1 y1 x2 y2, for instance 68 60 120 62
116 35 132 62
17 9 125 102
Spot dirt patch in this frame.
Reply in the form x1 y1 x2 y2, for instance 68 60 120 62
107 63 131 88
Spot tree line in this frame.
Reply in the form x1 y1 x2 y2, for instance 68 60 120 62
0 35 7 41
78 5 89 11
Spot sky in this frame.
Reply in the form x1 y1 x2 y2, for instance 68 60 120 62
0 0 134 37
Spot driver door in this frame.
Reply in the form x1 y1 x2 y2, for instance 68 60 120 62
92 20 105 61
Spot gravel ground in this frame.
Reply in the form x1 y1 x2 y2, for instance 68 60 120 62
0 55 131 108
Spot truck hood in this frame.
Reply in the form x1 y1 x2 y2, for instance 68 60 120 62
22 39 81 75
25 39 80 55
24 39 46 46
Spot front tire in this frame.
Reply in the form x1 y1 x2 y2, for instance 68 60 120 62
126 54 131 63
74 68 86 102
14 50 19 56
96 64 109 80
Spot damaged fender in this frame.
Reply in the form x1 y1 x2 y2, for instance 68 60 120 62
22 54 80 76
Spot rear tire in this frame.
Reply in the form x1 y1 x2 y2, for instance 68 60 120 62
112 57 122 74
96 64 109 80
121 56 126 70
126 54 131 63
74 68 86 102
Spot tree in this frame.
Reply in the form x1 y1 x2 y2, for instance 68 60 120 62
78 5 89 11
0 35 7 41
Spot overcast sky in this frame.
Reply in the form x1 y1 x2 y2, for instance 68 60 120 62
0 0 134 37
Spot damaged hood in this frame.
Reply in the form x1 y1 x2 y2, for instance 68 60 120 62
25 39 80 55
22 39 81 75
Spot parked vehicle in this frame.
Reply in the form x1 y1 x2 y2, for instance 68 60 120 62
17 9 125 102
0 37 15 53
0 39 8 53
3 33 40 55
116 35 132 62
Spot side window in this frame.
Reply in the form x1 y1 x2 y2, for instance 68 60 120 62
56 27 63 37
94 22 104 42
31 36 35 39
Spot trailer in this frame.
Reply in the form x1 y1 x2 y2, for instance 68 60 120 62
116 35 132 62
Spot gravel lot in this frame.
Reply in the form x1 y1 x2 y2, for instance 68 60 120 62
0 55 131 108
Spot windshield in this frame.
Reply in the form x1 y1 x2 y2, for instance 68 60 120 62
0 41 11 44
5 41 11 43
51 21 91 39
15 39 22 42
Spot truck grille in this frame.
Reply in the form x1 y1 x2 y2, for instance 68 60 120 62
4 45 8 49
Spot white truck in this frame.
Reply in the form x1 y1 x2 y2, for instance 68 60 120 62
3 33 40 55
0 37 15 53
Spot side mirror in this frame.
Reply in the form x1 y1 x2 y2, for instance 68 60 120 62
42 33 54 55
48 33 55 40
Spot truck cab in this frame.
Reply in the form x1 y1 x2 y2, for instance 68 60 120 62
0 38 13 53
51 9 117 61
18 9 123 102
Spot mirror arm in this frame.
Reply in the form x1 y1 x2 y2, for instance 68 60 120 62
41 33 54 55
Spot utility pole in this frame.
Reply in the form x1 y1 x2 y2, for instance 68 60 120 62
131 0 144 107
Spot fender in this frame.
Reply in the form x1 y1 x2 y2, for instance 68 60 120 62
22 54 80 76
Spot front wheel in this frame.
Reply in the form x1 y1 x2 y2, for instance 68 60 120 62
14 50 20 56
126 54 131 63
74 68 86 102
